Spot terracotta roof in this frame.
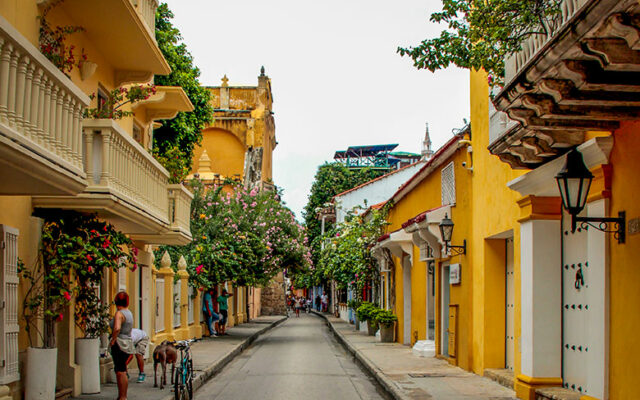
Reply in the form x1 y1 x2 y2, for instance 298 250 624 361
332 160 424 200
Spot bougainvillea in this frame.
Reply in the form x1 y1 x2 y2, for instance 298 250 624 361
84 84 157 120
158 180 312 289
38 0 87 76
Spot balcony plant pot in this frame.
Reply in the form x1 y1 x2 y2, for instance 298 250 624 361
367 320 378 336
380 323 395 343
25 347 57 400
75 337 101 394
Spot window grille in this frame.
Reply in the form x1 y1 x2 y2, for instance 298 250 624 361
173 282 181 328
441 162 456 205
0 225 20 384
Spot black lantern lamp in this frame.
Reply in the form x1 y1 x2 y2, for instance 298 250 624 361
438 214 466 256
555 148 625 243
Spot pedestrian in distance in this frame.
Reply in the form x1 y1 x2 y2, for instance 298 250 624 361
294 296 301 317
203 287 220 337
306 297 312 313
131 328 149 383
315 295 321 311
321 293 328 312
110 291 136 400
217 289 233 335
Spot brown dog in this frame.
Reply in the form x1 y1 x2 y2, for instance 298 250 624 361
153 340 177 389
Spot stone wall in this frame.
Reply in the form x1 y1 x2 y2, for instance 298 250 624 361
261 272 287 315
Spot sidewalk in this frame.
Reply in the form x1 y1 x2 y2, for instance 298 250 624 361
313 311 517 400
73 315 287 400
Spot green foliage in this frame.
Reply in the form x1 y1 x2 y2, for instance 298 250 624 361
158 181 312 289
153 3 214 183
397 0 562 87
356 301 378 322
302 163 386 271
85 84 157 120
316 206 389 292
19 211 136 347
374 309 398 327
346 299 361 310
38 0 87 76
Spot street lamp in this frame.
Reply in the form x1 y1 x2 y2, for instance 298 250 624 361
438 214 466 256
555 148 625 243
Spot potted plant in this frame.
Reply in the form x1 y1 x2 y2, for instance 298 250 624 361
374 309 398 343
356 302 378 336
346 298 361 327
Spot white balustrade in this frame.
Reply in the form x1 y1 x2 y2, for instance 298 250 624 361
504 0 586 85
168 184 192 235
132 0 159 39
0 14 89 175
83 119 169 224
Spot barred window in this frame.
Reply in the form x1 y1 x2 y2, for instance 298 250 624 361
441 162 456 205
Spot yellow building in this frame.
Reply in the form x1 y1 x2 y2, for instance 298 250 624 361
188 70 278 324
0 1 197 398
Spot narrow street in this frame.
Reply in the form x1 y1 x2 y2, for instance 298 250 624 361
195 313 389 400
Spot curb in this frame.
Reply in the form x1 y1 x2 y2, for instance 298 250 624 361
311 310 410 400
160 315 288 400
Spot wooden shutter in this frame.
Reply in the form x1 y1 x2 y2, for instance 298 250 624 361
0 225 20 384
441 162 456 206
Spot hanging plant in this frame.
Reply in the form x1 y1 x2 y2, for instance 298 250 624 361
38 0 87 76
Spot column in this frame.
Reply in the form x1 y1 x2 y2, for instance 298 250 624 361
516 196 563 400
191 290 203 338
157 251 175 341
175 256 190 340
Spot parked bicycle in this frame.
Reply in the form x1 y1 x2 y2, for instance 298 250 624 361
173 338 199 400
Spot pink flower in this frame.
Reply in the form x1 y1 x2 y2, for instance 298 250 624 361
196 264 203 275
63 291 71 301
88 266 93 273
56 313 64 322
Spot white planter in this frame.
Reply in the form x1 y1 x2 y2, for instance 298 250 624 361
25 347 57 400
75 338 101 394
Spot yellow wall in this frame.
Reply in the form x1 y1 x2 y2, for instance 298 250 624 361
608 121 640 399
192 128 246 178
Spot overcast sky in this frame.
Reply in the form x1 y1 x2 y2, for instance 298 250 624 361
164 0 470 219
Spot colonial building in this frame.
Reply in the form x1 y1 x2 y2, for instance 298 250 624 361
188 70 280 321
0 1 195 398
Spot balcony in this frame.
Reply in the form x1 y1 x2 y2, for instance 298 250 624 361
33 119 192 245
0 14 89 195
491 0 640 169
49 0 170 85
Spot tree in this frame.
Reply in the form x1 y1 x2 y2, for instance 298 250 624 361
153 3 214 183
397 0 562 87
302 163 386 268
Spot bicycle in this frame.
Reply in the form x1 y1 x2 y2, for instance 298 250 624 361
173 338 199 400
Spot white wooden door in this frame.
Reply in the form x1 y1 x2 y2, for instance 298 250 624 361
0 226 19 384
562 208 606 397
505 238 515 371
403 256 412 344
441 264 450 357
141 266 151 333
155 278 164 333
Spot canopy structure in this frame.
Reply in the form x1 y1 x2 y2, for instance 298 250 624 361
334 144 399 170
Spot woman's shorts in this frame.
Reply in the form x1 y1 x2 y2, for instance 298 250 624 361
135 337 149 355
111 343 132 373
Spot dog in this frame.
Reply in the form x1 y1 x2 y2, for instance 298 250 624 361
153 340 177 389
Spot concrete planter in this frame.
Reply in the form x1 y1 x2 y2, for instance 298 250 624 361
379 323 395 343
75 338 101 394
367 321 378 336
25 347 57 400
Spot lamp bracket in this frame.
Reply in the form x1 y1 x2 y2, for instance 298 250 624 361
572 211 625 244
445 239 466 257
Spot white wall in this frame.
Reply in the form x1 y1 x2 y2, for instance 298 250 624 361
335 162 423 223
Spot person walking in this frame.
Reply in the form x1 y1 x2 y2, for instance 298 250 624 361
321 293 328 312
294 296 301 317
131 328 149 383
110 292 135 400
217 289 233 335
315 295 321 311
203 287 220 337
305 297 312 313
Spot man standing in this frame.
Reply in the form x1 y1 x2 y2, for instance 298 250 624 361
315 295 321 311
321 293 328 312
131 328 149 383
203 287 220 337
217 289 233 335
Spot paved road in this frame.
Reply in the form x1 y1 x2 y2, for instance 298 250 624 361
196 313 389 400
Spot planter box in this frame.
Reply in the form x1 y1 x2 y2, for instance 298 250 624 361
25 347 57 400
367 321 378 336
380 323 395 343
75 338 100 394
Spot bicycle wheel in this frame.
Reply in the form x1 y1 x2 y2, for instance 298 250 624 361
174 367 188 400
186 358 194 398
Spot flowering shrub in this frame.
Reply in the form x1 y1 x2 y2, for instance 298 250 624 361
38 0 87 76
157 180 312 289
316 205 389 293
20 211 137 347
84 84 157 120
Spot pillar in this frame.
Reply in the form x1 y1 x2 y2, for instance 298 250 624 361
174 256 190 340
157 251 175 341
150 258 159 343
191 290 203 338
515 196 563 399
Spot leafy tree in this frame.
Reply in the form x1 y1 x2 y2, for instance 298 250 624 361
302 163 386 267
153 3 214 183
397 0 562 86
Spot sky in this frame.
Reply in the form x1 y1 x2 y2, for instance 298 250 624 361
163 0 470 219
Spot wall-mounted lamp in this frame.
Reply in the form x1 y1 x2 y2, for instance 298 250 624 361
555 148 625 243
438 214 466 256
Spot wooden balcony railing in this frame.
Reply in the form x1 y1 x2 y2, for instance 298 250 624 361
83 119 169 223
504 0 587 85
0 14 89 179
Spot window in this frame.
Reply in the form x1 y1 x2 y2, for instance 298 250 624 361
0 225 19 384
97 87 109 114
441 161 456 206
133 123 144 146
